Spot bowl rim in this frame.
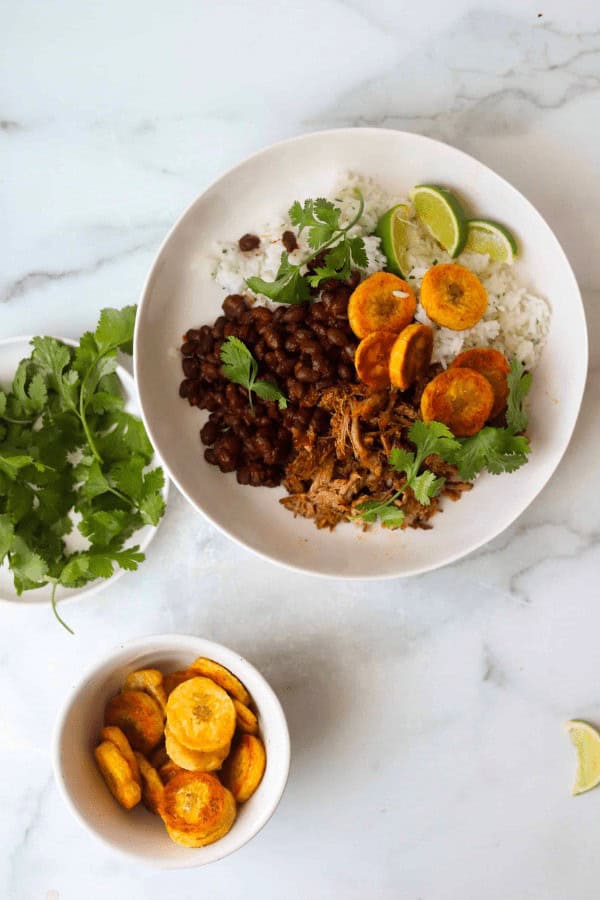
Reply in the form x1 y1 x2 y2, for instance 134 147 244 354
51 632 291 869
0 334 169 605
133 126 588 580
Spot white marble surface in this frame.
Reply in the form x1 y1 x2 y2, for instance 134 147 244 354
1 1 599 897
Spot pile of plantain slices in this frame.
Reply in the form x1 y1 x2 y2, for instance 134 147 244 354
94 658 267 848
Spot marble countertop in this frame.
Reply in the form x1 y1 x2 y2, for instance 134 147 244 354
2 1 599 898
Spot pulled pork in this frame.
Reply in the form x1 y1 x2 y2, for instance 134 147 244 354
280 377 472 530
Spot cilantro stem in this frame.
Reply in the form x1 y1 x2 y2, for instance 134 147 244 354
1 414 36 425
50 581 74 635
302 189 365 268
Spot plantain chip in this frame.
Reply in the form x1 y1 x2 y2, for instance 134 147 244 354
233 699 259 735
94 740 141 810
104 690 164 755
221 734 266 803
189 658 251 706
165 724 229 772
166 676 236 752
134 751 164 814
123 668 167 714
100 725 141 785
160 771 236 848
158 760 185 784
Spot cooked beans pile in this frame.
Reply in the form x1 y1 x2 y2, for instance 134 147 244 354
179 275 360 487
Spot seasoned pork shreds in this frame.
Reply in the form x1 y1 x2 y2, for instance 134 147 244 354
280 375 472 531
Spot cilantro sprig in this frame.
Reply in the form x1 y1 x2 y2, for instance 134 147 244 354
0 307 166 632
355 421 461 529
445 359 532 479
220 337 287 410
246 191 369 304
355 361 533 528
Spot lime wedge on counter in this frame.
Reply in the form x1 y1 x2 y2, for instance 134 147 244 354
465 219 518 263
409 185 467 258
375 203 411 277
565 720 600 795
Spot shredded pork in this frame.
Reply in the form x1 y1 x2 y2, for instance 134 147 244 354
280 373 472 530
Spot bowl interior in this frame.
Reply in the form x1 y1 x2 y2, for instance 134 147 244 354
53 636 289 868
135 128 587 578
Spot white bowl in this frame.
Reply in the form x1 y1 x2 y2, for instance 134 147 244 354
52 634 290 868
134 127 587 579
0 336 168 604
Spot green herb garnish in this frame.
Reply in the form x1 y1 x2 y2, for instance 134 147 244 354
355 361 533 527
355 421 460 528
0 306 165 632
220 337 287 410
246 191 368 304
445 359 532 479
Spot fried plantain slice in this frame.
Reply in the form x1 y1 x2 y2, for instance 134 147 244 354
150 743 169 770
104 690 164 755
163 668 199 697
421 367 494 437
354 331 398 388
189 658 251 706
233 699 259 736
221 734 266 803
165 724 230 772
166 676 236 752
450 347 510 419
123 669 167 714
388 323 434 390
100 725 141 786
161 771 236 848
158 760 185 784
94 740 141 810
420 263 487 330
133 751 164 814
348 272 416 339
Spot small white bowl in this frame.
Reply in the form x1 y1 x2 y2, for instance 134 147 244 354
52 634 290 868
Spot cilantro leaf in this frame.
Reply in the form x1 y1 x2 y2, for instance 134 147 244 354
452 428 530 480
94 305 137 355
349 235 369 269
0 514 15 562
355 497 405 529
10 535 49 592
220 337 287 411
506 358 532 433
59 546 144 587
247 252 310 304
30 337 78 412
253 380 288 409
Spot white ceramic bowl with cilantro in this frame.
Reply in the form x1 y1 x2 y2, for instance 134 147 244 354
0 323 168 618
134 128 587 579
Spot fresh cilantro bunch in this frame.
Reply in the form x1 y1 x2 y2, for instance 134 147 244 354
355 421 461 529
246 191 369 304
355 360 533 528
220 337 287 410
0 306 165 632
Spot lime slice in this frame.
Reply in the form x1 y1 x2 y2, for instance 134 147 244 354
466 219 518 264
375 204 411 277
565 720 600 795
409 185 467 258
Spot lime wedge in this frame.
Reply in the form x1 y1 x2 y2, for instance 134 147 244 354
375 204 411 277
409 185 467 258
466 219 518 264
565 720 600 795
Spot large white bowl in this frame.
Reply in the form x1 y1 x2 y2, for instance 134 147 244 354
0 336 168 604
134 128 587 579
52 633 290 868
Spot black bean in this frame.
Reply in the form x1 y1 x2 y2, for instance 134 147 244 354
222 294 248 321
238 233 260 251
282 230 298 252
200 421 220 445
294 362 320 383
182 357 200 378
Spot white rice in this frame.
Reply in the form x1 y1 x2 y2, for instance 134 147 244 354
212 174 550 371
